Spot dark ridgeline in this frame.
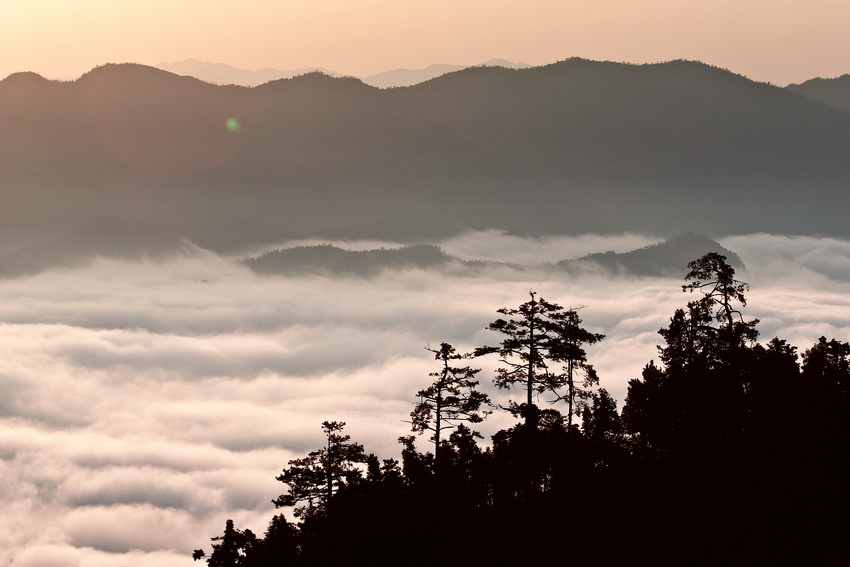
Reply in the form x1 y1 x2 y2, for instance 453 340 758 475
236 233 740 279
0 58 849 270
0 226 751 279
196 253 850 567
786 74 850 113
242 243 451 277
557 231 744 277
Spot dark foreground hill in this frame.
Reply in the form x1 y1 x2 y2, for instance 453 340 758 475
1 59 848 264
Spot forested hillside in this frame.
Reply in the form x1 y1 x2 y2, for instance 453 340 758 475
1 59 848 264
194 253 850 566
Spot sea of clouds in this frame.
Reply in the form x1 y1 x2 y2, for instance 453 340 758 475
1 231 849 565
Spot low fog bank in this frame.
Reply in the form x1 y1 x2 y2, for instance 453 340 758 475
0 232 848 565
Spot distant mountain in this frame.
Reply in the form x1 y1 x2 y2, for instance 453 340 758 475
241 233 740 279
155 58 529 88
243 244 451 276
481 58 531 69
557 233 743 277
0 59 848 270
786 75 850 114
155 59 339 86
361 64 465 89
362 58 530 88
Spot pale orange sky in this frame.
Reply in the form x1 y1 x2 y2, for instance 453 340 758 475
1 0 848 85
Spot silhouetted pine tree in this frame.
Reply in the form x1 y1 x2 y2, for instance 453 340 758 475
476 291 603 424
273 421 366 519
624 253 759 461
409 342 490 473
193 519 258 566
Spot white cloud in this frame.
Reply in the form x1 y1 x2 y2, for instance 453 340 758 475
1 231 848 563
63 504 194 553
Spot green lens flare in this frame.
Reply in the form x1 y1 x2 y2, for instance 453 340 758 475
226 118 240 131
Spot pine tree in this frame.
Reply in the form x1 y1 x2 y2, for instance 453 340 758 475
193 519 258 566
273 421 366 518
409 342 490 469
624 253 760 459
477 291 603 425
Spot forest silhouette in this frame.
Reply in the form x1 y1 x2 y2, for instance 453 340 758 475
194 253 850 566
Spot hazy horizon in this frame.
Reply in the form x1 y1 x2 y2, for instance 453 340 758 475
3 56 848 91
1 1 849 86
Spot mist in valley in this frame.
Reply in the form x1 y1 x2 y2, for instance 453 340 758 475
1 231 849 565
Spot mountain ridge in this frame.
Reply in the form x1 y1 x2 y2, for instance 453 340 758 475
155 58 340 87
786 74 850 113
557 233 743 277
4 58 845 89
240 233 741 279
152 57 531 88
0 58 847 266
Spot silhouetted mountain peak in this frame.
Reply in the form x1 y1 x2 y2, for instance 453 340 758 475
787 73 850 88
361 59 529 88
74 63 211 93
0 71 53 88
77 62 170 81
362 64 465 88
257 71 376 94
156 58 340 86
243 243 451 277
405 57 771 101
786 74 850 113
660 232 743 265
480 58 531 69
539 57 760 89
558 233 743 277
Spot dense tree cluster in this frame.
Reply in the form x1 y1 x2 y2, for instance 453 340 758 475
195 254 850 566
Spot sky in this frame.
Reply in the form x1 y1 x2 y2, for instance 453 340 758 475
1 0 849 85
2 232 850 565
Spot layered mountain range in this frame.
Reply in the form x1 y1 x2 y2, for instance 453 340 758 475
155 58 531 88
242 232 739 279
0 58 847 268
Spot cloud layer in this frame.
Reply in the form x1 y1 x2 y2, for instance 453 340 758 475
1 231 848 564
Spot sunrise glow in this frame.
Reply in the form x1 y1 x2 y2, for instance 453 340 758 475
1 0 848 85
